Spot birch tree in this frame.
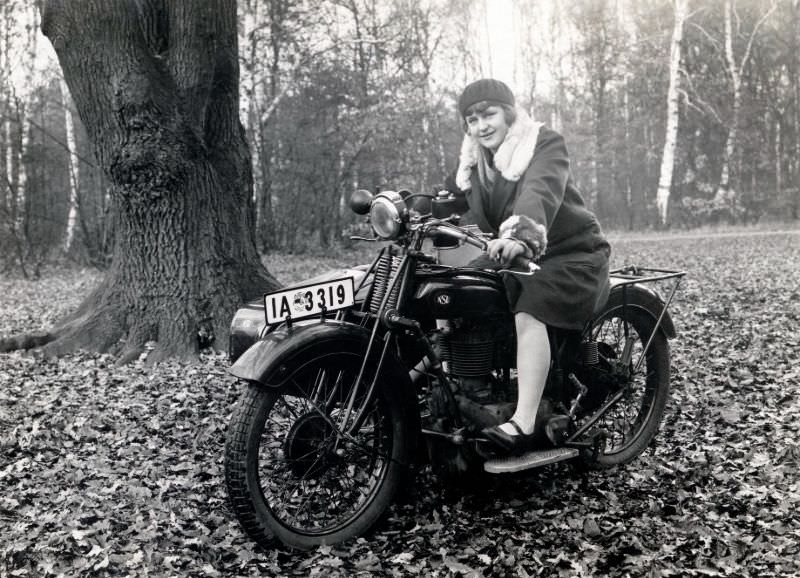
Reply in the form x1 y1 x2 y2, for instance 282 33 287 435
656 0 689 224
60 77 79 253
714 0 776 214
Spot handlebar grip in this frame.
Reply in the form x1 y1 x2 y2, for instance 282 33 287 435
464 235 488 250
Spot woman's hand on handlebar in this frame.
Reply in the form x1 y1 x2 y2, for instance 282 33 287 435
487 238 528 266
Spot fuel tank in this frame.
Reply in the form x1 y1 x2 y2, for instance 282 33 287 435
411 267 509 319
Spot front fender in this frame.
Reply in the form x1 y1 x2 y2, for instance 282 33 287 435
230 319 421 467
229 320 407 387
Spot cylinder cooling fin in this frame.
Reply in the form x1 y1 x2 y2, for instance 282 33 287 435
438 321 511 377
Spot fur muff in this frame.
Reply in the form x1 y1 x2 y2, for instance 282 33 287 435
499 215 547 260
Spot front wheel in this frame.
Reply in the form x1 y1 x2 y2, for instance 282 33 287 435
584 306 670 467
224 352 413 550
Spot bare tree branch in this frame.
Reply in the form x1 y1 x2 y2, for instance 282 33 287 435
738 0 777 76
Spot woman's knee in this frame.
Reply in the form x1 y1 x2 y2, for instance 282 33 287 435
515 311 546 334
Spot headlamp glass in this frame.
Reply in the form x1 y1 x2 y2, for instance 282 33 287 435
370 194 404 239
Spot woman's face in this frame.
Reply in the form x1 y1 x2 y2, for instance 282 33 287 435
465 104 510 152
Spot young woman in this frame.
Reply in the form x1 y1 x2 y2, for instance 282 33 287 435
446 79 611 454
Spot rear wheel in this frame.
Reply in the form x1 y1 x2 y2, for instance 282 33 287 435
225 352 413 550
583 307 670 467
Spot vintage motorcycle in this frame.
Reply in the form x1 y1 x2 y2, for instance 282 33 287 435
224 189 685 550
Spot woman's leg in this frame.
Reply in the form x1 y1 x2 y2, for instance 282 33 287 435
497 312 550 436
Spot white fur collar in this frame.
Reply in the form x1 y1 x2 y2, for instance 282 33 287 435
455 107 543 191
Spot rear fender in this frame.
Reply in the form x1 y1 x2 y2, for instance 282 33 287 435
601 282 677 339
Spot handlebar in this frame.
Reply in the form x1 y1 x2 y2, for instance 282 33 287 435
427 222 539 275
428 222 488 251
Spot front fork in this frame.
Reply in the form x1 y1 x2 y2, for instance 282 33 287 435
329 249 447 439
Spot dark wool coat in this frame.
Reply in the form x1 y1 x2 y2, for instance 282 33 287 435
447 126 611 330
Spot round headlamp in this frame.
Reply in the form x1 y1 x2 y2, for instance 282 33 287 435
370 191 406 239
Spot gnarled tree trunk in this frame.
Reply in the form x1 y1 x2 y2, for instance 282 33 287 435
1 0 280 361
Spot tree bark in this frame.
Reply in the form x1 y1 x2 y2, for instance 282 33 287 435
656 0 688 225
2 0 280 361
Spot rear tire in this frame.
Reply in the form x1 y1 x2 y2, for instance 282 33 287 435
225 352 413 550
584 306 670 467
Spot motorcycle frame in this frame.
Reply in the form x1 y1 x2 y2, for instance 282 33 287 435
248 227 686 452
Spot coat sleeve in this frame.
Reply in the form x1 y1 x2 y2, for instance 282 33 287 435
512 127 569 229
498 128 570 258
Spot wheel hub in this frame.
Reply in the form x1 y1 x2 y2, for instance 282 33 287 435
283 412 338 478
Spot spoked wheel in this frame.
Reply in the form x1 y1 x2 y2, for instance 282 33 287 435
584 307 670 467
225 351 413 550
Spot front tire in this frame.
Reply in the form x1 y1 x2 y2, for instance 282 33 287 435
225 352 413 550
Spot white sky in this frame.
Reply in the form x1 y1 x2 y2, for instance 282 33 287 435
7 6 58 100
484 0 517 84
476 0 572 106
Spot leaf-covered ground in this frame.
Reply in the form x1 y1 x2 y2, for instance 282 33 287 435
1 230 799 577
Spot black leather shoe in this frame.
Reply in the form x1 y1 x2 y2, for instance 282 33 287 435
482 419 537 454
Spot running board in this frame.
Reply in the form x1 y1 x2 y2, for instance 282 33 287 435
484 447 579 474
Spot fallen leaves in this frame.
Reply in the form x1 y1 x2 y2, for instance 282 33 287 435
1 230 799 576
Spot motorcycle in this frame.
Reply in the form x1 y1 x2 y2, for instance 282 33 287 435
224 189 685 550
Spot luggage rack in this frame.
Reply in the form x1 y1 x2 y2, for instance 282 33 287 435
609 265 686 286
608 265 686 372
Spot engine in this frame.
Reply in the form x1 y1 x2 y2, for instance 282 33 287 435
438 318 511 378
432 317 516 426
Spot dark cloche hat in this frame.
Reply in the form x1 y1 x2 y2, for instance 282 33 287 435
458 78 515 117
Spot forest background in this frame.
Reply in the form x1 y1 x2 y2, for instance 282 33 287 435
0 0 797 276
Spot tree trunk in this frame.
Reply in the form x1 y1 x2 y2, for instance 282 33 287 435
794 0 800 219
717 0 738 204
775 111 782 195
623 77 634 230
61 78 80 254
716 0 777 218
3 0 280 361
656 0 688 225
8 99 30 278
